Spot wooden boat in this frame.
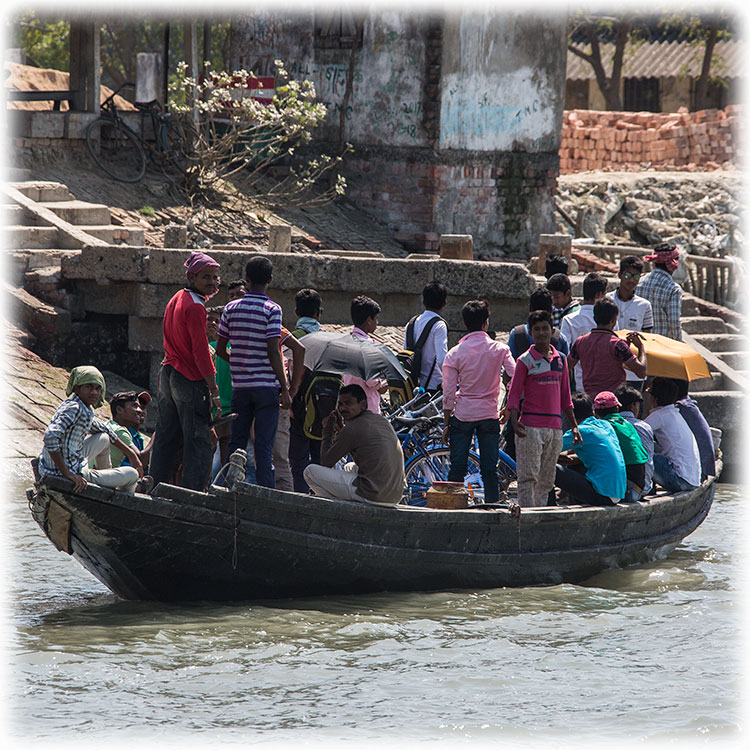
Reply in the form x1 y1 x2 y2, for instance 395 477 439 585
26 466 719 602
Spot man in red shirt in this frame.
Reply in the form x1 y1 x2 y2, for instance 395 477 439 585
149 251 221 490
568 298 647 398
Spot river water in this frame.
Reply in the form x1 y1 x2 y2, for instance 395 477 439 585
4 460 747 747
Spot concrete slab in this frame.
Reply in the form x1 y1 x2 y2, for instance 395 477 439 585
8 181 72 202
3 225 59 249
681 316 727 335
39 200 111 226
691 333 744 352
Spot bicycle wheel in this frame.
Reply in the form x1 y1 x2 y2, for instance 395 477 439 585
86 117 146 183
402 448 481 506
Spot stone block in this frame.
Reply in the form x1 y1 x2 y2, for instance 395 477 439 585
28 112 66 139
65 112 99 140
163 224 188 248
268 225 292 253
128 316 164 351
439 234 473 260
63 245 150 281
135 282 183 317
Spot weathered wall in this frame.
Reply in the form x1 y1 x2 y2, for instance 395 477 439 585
231 11 568 260
231 11 434 148
438 11 566 153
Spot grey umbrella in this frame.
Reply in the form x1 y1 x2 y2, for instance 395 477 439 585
301 332 407 381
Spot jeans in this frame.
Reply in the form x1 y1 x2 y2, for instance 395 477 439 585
289 417 321 493
555 463 617 506
229 387 280 488
448 417 500 503
149 365 212 491
652 453 698 493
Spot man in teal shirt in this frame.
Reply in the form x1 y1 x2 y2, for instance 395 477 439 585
555 392 626 505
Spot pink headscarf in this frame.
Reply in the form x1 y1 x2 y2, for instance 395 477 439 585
644 244 680 273
184 251 219 280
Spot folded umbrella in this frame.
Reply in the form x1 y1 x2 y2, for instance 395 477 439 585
615 329 711 381
302 331 407 381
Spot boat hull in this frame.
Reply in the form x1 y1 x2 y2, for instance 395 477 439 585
28 472 717 602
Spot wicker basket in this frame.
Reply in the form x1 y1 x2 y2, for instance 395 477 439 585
426 481 469 509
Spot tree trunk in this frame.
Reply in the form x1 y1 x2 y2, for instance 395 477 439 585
694 22 719 111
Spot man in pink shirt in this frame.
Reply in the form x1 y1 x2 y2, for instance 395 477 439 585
507 310 581 507
342 295 388 414
442 300 515 503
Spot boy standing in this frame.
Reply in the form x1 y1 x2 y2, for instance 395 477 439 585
568 298 647 398
507 310 580 507
607 255 653 389
403 281 448 392
442 300 515 504
38 366 143 494
547 273 580 328
343 295 388 414
216 256 291 488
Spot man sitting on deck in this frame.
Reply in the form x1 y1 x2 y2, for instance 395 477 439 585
106 390 155 493
37 366 144 494
303 384 405 505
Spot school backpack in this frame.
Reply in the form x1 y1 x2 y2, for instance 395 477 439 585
389 314 444 407
291 368 343 441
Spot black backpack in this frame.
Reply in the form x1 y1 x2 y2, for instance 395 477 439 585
389 315 444 407
291 368 343 441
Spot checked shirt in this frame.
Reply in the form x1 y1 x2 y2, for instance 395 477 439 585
40 394 118 477
636 268 682 341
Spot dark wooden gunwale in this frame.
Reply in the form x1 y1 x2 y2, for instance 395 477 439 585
28 468 718 602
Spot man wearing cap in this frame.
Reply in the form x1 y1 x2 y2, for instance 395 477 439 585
593 391 650 501
636 242 683 341
149 251 222 491
107 391 155 472
37 366 143 494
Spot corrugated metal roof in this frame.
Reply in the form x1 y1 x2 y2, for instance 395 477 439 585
567 40 744 80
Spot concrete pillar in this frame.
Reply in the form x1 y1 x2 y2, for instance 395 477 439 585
268 225 292 253
164 224 188 247
537 234 572 274
439 234 473 260
136 53 163 105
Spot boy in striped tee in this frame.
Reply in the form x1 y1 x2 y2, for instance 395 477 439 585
216 256 290 488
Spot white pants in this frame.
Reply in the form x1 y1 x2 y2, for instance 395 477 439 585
303 462 371 503
273 408 293 491
81 433 138 494
515 426 563 508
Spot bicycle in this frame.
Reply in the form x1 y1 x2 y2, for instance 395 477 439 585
86 83 192 183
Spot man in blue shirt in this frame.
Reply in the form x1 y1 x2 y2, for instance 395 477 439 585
554 392 627 506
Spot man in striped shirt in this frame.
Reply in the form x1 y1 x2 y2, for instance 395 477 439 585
216 256 291 488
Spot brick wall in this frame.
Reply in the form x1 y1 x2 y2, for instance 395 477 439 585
559 105 742 173
343 149 558 257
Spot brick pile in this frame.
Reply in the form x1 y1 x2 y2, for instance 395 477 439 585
559 105 742 173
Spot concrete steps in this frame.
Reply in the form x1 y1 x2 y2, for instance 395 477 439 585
681 315 728 335
38 199 111 226
714 351 747 369
3 225 60 249
691 333 744 353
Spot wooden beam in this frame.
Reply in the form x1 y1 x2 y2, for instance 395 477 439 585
69 21 100 112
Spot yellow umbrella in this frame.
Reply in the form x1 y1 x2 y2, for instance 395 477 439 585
615 330 712 381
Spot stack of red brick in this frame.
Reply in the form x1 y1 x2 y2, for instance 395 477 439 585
559 105 741 173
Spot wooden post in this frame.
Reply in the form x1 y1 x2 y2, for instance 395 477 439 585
69 21 100 112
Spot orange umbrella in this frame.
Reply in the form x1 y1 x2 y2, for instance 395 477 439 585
615 330 712 381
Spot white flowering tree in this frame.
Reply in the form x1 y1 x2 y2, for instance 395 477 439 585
168 60 348 207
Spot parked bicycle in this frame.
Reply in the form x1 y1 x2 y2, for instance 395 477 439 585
86 83 193 183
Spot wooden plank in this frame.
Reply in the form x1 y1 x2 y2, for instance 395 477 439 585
681 330 748 393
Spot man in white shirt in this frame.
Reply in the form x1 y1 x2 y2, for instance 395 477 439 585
644 377 701 492
560 272 611 392
607 256 653 390
404 281 448 392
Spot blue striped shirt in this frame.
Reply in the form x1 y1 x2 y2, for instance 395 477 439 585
217 292 282 389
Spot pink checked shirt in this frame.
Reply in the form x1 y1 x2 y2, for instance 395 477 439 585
442 331 516 421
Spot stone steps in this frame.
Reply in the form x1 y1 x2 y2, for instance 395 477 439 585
38 199 111 226
691 333 744 352
689 373 725 392
681 315 728 335
75 225 146 245
714 351 747 369
3 225 59 249
8 181 73 202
